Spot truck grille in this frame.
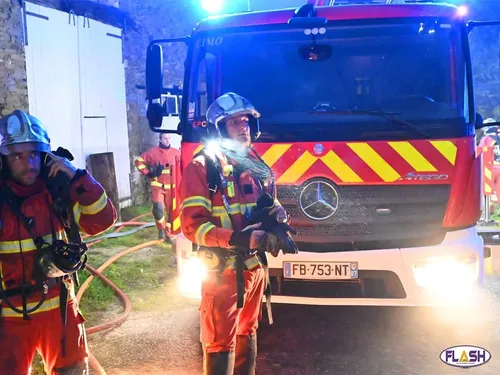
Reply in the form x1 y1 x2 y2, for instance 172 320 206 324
277 184 450 251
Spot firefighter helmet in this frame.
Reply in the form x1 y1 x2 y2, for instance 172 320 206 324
205 92 261 141
485 119 499 136
0 110 51 155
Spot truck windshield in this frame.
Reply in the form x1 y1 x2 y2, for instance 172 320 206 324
187 18 471 142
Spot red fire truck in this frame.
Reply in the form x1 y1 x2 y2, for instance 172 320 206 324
145 1 500 306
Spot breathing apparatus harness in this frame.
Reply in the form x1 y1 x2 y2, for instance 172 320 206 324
195 145 277 323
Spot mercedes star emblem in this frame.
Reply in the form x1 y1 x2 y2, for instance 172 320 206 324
299 180 339 220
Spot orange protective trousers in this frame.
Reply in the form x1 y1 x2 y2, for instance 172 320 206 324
151 187 172 232
0 299 88 375
200 266 266 353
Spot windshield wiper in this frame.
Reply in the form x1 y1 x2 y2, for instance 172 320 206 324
309 109 431 138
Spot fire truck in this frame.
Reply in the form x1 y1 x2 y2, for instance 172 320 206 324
144 0 500 306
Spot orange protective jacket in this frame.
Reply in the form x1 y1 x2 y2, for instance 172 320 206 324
0 170 117 318
134 145 180 190
179 148 279 249
479 135 497 148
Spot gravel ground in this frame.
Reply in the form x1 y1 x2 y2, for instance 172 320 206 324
89 247 500 375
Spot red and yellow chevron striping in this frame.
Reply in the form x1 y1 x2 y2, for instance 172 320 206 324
256 140 459 185
185 139 463 185
478 146 494 196
169 156 183 235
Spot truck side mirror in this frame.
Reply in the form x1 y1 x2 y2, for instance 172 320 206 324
475 113 500 129
475 113 484 129
146 44 164 130
146 44 163 102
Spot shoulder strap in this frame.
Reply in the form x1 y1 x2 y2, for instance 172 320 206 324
45 180 86 290
42 171 85 245
1 185 40 240
194 148 223 200
194 148 238 228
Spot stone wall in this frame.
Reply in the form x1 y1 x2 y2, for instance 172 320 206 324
0 1 29 116
119 0 198 204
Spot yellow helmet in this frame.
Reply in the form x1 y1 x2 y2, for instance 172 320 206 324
0 110 51 155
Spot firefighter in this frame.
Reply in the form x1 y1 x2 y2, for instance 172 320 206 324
479 120 500 154
135 133 180 241
0 110 117 375
179 92 289 374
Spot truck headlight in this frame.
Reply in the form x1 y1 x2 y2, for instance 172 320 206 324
413 256 478 289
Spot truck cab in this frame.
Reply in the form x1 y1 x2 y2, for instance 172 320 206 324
145 1 500 306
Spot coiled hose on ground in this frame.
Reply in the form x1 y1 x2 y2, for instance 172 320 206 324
77 212 164 375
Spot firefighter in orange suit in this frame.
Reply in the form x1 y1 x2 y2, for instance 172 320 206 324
135 133 180 241
179 93 290 374
0 110 117 374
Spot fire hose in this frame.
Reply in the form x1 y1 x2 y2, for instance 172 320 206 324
77 212 164 375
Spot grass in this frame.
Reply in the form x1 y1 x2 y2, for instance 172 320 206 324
77 242 174 320
121 204 154 222
491 206 500 223
31 204 176 374
484 203 500 225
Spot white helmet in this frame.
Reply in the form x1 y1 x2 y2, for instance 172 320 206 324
205 92 261 141
0 110 51 155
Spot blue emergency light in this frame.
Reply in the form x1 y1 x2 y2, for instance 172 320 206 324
201 0 224 14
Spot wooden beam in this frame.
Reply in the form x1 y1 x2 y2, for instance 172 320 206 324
87 152 121 221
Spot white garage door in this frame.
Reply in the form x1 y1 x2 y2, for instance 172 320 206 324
24 2 132 207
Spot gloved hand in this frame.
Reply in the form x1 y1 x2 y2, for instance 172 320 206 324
229 222 266 251
147 164 164 178
263 232 281 257
269 203 290 224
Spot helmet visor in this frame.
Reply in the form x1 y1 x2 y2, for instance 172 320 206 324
211 93 261 126
0 141 50 156
1 113 23 139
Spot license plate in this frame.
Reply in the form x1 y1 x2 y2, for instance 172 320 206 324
283 261 359 280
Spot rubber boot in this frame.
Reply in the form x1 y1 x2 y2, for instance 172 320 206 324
234 334 257 375
158 229 166 240
204 351 235 375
